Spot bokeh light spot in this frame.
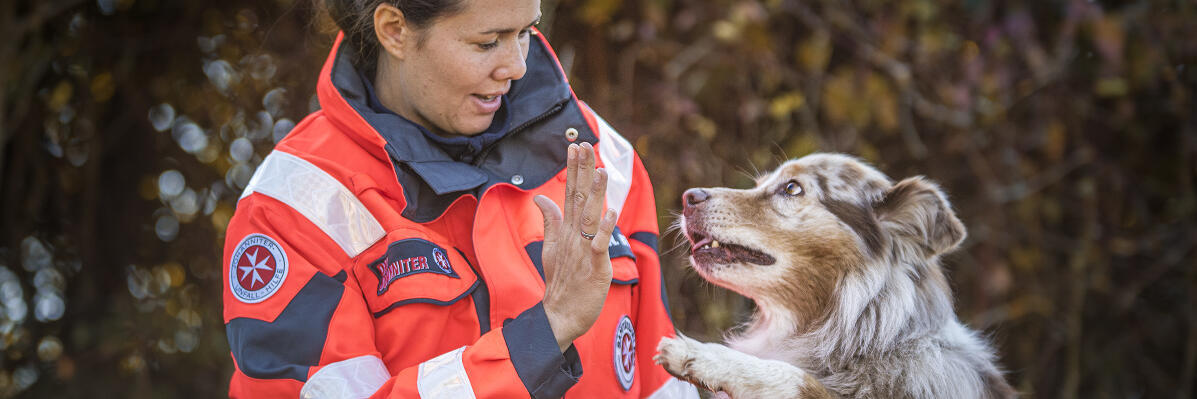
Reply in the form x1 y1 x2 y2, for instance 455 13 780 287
34 293 65 322
13 365 38 392
177 123 208 154
157 170 185 199
202 60 239 93
263 87 287 117
175 330 198 353
170 188 200 221
126 265 150 300
21 237 52 272
230 137 253 163
155 214 179 242
225 164 254 190
273 118 295 143
248 111 273 141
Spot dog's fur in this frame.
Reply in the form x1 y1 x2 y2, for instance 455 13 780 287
655 153 1016 398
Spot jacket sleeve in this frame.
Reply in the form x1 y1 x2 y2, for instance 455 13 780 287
224 155 582 398
590 110 701 399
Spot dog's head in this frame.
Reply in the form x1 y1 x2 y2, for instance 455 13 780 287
681 153 965 309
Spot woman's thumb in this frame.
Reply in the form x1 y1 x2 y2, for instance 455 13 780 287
533 195 562 237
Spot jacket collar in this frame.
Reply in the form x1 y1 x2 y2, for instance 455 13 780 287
315 32 598 222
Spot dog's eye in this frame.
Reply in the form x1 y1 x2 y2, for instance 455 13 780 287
782 180 803 196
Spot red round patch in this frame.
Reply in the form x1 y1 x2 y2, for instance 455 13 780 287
432 247 452 274
235 245 278 291
619 333 635 372
228 233 288 304
613 315 636 390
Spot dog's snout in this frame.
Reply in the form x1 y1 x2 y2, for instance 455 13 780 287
683 188 710 207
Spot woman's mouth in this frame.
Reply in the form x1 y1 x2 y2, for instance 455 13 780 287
472 93 502 113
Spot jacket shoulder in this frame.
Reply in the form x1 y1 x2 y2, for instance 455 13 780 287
235 147 386 260
586 107 648 215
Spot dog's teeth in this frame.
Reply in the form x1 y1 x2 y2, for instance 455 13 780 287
711 240 720 248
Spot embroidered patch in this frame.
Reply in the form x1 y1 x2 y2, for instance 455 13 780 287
607 226 635 260
369 239 459 295
229 233 289 304
431 247 453 274
613 315 636 391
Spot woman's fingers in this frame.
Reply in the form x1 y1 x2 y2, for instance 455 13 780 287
579 167 608 238
563 144 579 226
572 143 597 227
590 208 619 255
560 142 610 251
533 195 563 240
538 143 615 351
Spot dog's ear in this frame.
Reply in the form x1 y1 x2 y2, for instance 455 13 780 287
874 177 966 256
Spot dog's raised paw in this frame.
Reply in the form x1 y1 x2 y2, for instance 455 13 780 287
655 335 699 378
657 336 727 393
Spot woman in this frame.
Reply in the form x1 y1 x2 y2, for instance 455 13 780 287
221 0 699 397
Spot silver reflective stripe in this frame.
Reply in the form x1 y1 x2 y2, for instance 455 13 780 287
417 347 477 399
594 112 635 218
300 355 390 399
647 377 702 399
240 151 385 258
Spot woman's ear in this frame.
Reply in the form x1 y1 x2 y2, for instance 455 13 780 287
874 177 966 256
374 3 411 60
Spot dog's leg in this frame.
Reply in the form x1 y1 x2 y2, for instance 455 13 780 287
655 335 835 399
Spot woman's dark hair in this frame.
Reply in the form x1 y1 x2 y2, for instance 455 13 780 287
326 0 465 68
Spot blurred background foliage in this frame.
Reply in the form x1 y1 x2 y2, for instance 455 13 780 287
0 0 1193 397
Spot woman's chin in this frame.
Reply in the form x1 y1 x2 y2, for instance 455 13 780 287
450 116 496 137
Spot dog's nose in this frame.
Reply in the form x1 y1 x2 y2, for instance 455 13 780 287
683 188 710 206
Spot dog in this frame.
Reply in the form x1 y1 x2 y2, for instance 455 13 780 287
655 153 1016 398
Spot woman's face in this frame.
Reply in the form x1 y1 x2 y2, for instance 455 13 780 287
381 0 541 137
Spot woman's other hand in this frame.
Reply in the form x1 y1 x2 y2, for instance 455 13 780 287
532 142 618 352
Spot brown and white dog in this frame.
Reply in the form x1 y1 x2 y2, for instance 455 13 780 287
655 153 1016 398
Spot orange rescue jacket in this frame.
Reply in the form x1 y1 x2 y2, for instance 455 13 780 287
221 31 700 399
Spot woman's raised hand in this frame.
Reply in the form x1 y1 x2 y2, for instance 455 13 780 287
532 142 618 352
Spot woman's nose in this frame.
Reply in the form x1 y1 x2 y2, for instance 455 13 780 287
493 39 528 81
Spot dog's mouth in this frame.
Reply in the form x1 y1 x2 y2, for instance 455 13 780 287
687 230 776 266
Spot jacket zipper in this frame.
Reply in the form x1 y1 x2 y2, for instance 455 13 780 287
471 99 569 167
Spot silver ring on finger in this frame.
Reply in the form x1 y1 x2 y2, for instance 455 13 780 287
580 230 597 240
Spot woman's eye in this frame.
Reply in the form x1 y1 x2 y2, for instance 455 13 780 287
519 28 532 38
478 40 499 50
782 180 803 196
